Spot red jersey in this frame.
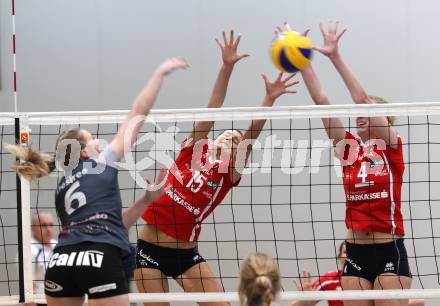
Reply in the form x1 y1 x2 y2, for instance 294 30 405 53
312 270 343 306
339 131 405 236
142 139 239 241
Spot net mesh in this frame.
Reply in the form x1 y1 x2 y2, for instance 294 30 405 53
0 116 19 300
1 105 440 304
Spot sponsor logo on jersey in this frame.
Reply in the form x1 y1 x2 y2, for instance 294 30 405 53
206 180 219 188
89 283 117 294
346 258 362 271
165 188 200 216
346 190 388 201
138 249 159 267
370 158 385 167
48 250 104 268
384 262 395 272
68 213 108 227
59 168 88 190
45 280 63 292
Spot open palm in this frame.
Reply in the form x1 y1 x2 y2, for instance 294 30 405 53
262 72 298 103
215 30 250 65
314 21 347 57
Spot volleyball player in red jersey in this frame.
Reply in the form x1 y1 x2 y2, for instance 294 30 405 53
296 22 411 306
134 30 299 306
292 242 346 306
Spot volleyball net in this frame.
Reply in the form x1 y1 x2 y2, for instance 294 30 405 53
1 103 440 304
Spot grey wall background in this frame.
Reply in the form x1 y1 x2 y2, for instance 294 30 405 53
1 0 440 305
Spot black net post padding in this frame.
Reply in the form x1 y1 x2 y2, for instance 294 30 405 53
14 117 24 303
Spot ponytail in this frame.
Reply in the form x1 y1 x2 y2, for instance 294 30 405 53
239 253 281 306
6 144 55 181
6 127 87 181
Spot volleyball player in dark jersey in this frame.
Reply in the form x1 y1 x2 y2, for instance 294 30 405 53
7 57 188 306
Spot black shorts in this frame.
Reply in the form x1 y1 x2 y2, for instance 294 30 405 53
45 242 128 299
136 239 206 279
343 238 412 283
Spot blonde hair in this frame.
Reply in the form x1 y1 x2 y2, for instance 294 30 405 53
368 95 396 125
6 128 87 181
239 253 281 306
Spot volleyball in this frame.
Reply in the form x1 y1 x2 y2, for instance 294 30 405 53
270 31 313 73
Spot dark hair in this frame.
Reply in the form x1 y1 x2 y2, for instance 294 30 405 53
338 241 346 258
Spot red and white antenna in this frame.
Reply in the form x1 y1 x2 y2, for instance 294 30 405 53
12 0 18 113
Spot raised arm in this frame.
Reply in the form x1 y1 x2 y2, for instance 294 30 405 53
122 169 166 228
301 64 346 145
187 30 249 145
231 72 298 183
315 21 397 147
110 57 189 157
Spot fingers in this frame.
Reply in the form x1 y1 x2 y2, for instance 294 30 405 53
328 20 336 34
294 279 303 291
229 29 234 45
237 53 250 60
312 46 325 54
174 57 190 69
219 29 243 49
285 81 299 88
303 28 311 37
276 72 283 83
337 28 348 40
222 31 227 45
233 34 241 48
215 37 223 49
282 72 297 83
155 168 168 184
285 90 297 94
319 22 326 36
261 73 269 83
164 57 189 71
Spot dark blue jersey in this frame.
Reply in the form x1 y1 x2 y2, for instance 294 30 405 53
54 146 131 256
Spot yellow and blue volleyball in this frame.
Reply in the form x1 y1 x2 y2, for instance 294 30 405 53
270 31 313 73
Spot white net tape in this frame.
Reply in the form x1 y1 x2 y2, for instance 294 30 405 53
17 102 440 125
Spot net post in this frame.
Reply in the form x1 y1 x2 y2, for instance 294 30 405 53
15 115 33 303
14 117 24 303
20 177 33 303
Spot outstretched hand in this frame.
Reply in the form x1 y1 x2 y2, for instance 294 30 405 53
294 271 314 292
262 72 298 104
144 168 168 202
314 21 347 58
215 30 250 65
156 56 190 76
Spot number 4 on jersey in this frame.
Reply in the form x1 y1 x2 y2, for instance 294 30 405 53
357 161 368 183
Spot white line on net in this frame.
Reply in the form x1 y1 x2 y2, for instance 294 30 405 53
2 102 439 125
22 290 440 304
